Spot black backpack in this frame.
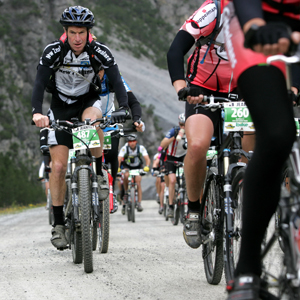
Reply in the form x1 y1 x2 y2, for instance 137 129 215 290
45 39 102 94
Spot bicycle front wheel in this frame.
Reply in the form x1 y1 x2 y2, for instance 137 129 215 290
48 190 54 225
98 195 110 253
224 167 245 283
78 168 93 273
131 188 135 223
171 199 180 226
202 168 224 285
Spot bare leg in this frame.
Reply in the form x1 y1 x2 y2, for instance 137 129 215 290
168 173 176 205
49 145 69 206
184 114 214 203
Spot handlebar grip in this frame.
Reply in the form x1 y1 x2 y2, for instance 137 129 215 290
123 127 137 133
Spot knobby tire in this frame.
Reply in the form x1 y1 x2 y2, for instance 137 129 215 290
202 168 224 285
223 167 245 283
78 168 93 273
98 195 110 253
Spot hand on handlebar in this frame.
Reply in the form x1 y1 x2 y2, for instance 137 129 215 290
32 113 49 128
110 107 130 123
133 118 145 132
177 87 206 104
244 22 300 56
143 166 150 172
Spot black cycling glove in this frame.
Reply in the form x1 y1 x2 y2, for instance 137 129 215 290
244 22 291 50
110 107 130 123
177 86 203 101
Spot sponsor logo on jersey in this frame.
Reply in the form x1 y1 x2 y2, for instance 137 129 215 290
95 47 112 62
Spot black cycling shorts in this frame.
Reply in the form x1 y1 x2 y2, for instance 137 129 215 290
47 92 101 148
185 84 239 131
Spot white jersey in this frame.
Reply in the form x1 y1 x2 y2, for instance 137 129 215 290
118 143 148 168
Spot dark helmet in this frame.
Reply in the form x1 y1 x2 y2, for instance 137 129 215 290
60 6 95 28
127 134 137 142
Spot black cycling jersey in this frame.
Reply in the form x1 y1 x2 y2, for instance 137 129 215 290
31 40 128 115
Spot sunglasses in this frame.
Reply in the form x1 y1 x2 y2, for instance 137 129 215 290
128 140 137 143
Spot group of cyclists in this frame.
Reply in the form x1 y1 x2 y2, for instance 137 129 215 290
32 1 300 299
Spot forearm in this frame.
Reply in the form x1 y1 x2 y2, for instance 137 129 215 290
127 91 142 121
233 0 264 31
31 65 52 115
106 65 128 108
167 30 195 84
160 137 173 149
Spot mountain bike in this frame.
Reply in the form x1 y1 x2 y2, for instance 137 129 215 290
251 52 300 300
179 92 253 285
98 127 136 252
166 159 188 226
126 169 147 223
42 116 116 273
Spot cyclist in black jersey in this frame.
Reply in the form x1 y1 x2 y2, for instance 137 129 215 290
223 1 300 299
31 6 129 250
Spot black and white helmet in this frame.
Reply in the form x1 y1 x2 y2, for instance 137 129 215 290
127 134 137 142
178 113 185 124
60 6 95 28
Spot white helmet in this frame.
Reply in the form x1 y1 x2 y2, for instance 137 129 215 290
178 113 185 124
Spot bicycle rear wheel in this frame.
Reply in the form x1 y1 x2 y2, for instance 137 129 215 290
223 167 245 283
78 168 93 273
202 168 224 285
98 195 110 253
260 191 300 300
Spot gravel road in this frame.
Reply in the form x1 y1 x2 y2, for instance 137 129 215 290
0 200 227 300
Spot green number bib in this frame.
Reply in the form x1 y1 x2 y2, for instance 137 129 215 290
224 102 255 132
206 150 218 160
72 125 100 150
103 132 112 150
128 169 140 179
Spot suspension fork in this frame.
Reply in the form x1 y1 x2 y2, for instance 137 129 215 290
223 149 235 238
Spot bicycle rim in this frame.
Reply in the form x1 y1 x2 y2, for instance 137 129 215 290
202 171 224 285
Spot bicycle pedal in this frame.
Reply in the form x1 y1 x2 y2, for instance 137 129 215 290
202 232 215 244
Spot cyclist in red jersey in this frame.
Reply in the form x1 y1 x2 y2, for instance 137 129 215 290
223 1 300 299
167 0 256 249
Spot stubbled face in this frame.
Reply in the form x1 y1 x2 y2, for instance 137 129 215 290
66 26 88 55
128 140 137 150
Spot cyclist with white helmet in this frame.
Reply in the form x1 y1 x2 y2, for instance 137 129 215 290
31 6 129 249
118 134 151 213
158 113 187 218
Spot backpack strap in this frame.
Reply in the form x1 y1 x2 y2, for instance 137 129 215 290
195 0 222 64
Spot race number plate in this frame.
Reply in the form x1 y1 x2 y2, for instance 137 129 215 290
103 132 112 150
206 150 218 160
72 125 101 150
224 102 254 132
129 169 140 177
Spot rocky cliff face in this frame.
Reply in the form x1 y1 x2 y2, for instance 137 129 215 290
0 0 203 182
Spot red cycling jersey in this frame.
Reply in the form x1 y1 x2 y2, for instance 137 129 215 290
181 0 237 93
263 0 300 20
223 2 286 80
